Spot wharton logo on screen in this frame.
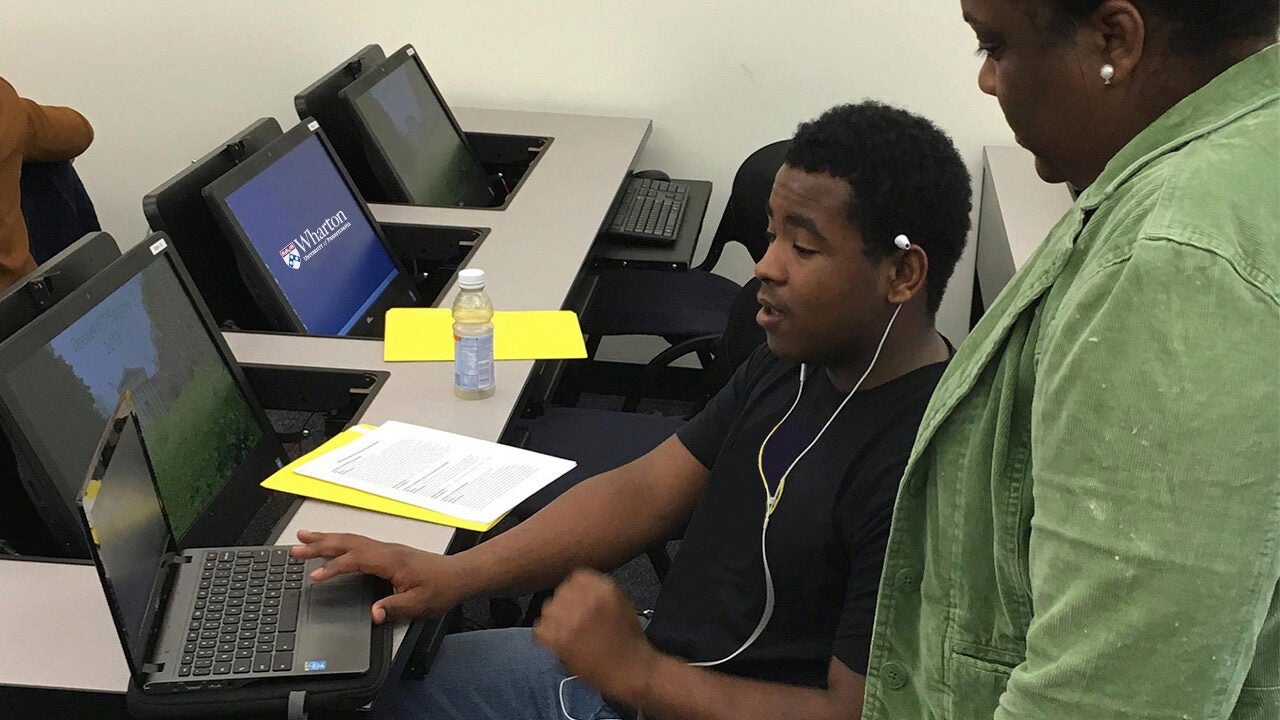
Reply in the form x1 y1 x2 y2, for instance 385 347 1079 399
278 210 353 270
279 242 302 270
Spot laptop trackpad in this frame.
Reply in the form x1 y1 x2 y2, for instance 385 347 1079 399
295 576 373 675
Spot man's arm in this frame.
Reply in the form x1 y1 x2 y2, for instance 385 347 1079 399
20 93 93 162
297 347 764 620
997 242 1280 718
295 435 710 620
445 434 710 598
535 569 866 720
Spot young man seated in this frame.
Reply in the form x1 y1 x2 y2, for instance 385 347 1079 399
293 101 973 720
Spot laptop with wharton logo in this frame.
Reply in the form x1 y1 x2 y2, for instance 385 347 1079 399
78 393 380 694
202 120 421 338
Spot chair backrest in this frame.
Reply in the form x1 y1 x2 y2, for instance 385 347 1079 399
20 160 100 265
719 276 765 375
685 276 766 402
695 139 791 272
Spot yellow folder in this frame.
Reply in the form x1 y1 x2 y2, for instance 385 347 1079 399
383 308 587 362
261 425 502 532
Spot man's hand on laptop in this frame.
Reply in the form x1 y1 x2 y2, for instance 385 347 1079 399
292 529 462 623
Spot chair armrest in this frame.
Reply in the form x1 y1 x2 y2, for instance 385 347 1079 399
643 334 720 372
623 334 721 412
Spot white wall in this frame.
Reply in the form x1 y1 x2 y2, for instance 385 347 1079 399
1 0 1014 342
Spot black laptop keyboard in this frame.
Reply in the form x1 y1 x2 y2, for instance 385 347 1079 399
178 549 305 678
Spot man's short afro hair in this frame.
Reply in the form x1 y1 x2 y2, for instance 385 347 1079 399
786 102 972 315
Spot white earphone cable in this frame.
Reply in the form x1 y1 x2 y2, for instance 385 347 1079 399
692 302 903 668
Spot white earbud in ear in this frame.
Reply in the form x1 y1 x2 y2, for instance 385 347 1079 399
894 234 911 250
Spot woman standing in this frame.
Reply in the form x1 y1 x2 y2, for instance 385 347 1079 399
863 2 1278 718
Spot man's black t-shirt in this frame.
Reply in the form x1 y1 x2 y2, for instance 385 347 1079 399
645 345 947 688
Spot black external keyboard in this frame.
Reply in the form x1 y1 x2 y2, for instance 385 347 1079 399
178 548 305 678
604 177 690 244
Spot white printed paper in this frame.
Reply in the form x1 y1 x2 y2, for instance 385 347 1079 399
294 421 576 524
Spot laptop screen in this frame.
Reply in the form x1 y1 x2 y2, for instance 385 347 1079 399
346 49 492 207
219 132 400 335
81 409 174 673
0 248 264 541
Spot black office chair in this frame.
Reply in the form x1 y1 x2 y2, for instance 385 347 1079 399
500 278 765 625
20 160 101 264
580 140 788 375
517 276 764 519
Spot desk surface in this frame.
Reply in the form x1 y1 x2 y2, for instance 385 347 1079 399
374 108 653 311
0 108 651 694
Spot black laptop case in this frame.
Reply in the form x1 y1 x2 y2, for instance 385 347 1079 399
125 595 392 719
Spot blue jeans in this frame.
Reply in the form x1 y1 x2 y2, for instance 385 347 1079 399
373 628 630 720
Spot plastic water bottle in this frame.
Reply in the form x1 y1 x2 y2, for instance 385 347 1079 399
452 268 495 399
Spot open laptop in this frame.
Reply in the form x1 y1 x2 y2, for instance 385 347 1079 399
0 234 287 557
339 44 499 208
78 393 378 693
142 118 285 332
294 44 388 202
202 120 421 338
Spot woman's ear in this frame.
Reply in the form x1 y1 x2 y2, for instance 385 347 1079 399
1088 0 1146 85
885 245 929 306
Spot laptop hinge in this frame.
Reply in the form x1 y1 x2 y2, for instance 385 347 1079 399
224 140 249 163
288 690 308 720
24 275 55 309
135 551 189 675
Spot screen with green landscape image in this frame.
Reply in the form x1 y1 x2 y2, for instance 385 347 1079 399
4 258 263 538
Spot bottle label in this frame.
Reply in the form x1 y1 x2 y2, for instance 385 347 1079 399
454 332 495 391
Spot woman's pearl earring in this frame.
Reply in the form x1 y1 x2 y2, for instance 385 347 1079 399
1100 64 1115 86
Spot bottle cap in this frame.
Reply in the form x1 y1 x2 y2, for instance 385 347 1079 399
457 268 486 289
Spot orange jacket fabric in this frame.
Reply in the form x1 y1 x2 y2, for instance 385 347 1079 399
0 77 94 290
